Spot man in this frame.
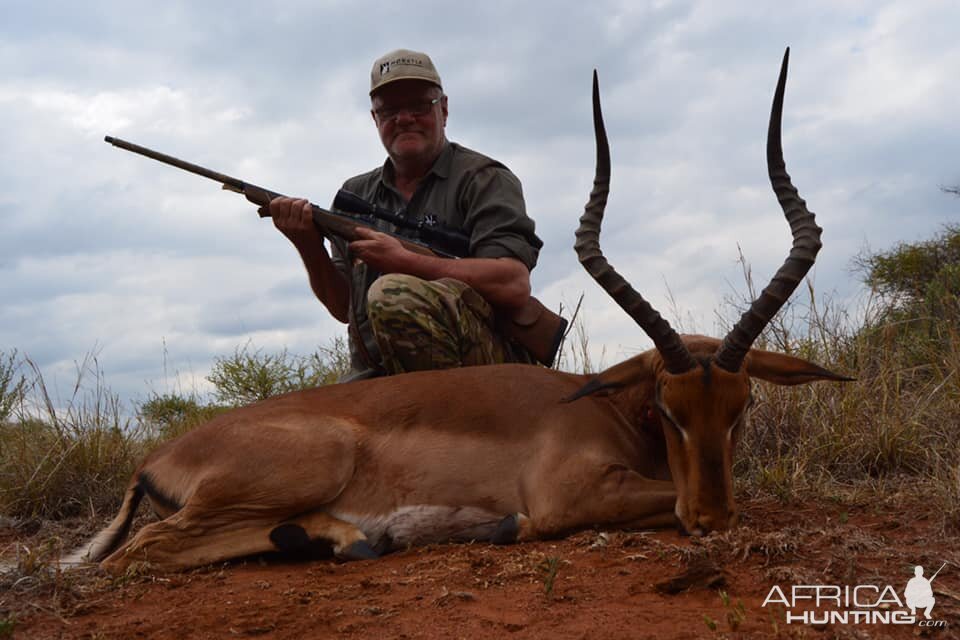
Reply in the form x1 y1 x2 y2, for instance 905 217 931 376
905 565 937 620
269 49 544 378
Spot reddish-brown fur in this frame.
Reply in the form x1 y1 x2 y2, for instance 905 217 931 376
65 336 846 572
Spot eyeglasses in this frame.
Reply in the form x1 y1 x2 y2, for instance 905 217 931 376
373 97 441 122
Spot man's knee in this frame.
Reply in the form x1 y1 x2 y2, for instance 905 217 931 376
366 275 466 374
367 273 426 309
367 274 447 327
367 274 473 323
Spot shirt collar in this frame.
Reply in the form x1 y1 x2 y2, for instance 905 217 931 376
380 141 454 188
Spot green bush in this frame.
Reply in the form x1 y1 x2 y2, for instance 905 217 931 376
138 392 226 441
206 337 350 407
858 223 960 310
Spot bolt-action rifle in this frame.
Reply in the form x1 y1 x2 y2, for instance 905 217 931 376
104 136 568 367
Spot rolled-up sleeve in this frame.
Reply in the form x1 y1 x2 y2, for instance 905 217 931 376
458 163 541 270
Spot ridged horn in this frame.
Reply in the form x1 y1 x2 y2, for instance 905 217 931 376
574 71 697 375
714 48 823 373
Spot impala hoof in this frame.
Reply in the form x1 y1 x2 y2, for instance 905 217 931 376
338 540 379 561
491 514 520 545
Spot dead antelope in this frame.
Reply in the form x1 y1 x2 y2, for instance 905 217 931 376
69 49 850 573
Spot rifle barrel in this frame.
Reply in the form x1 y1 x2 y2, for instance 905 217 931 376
103 135 464 258
104 136 248 191
930 562 947 582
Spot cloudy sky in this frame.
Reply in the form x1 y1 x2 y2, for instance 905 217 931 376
2 0 957 406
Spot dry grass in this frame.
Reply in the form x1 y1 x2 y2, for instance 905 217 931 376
0 354 150 520
0 339 350 521
730 284 960 534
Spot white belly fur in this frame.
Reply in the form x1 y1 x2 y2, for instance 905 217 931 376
330 505 503 550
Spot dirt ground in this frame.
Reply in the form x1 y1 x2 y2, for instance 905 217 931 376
2 498 959 639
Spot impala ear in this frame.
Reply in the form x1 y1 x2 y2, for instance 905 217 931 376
745 349 855 386
563 352 659 402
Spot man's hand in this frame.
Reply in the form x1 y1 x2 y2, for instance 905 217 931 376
267 197 323 249
349 226 414 273
266 196 349 322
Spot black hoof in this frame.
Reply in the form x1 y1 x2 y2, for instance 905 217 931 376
269 523 310 552
372 534 393 556
338 540 380 561
491 514 520 545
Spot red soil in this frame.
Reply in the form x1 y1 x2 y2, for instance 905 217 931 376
4 498 958 639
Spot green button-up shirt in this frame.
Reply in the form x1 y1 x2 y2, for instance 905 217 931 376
331 141 542 374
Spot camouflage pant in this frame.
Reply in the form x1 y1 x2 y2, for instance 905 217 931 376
366 274 533 375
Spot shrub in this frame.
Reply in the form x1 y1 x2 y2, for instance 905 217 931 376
206 337 350 407
137 392 226 441
856 223 960 312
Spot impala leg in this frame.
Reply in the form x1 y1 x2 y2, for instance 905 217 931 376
517 466 677 542
101 510 284 573
101 508 378 573
269 511 378 561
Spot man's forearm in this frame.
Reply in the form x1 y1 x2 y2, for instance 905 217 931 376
347 228 531 311
298 241 350 323
397 252 531 311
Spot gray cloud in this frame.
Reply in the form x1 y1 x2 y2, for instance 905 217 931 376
2 0 957 405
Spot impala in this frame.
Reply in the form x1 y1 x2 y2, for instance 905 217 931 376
68 49 850 572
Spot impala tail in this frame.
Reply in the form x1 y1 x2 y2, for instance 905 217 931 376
62 482 145 565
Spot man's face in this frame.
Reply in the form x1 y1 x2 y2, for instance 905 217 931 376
371 80 448 169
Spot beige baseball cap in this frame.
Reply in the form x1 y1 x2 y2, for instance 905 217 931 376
370 49 443 95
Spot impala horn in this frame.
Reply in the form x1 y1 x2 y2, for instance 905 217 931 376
714 48 823 373
574 71 697 375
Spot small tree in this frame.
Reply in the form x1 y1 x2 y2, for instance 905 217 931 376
206 337 350 407
138 392 224 441
853 224 960 385
856 224 960 317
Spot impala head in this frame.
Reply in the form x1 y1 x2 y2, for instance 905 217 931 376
570 49 852 536
655 359 749 534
